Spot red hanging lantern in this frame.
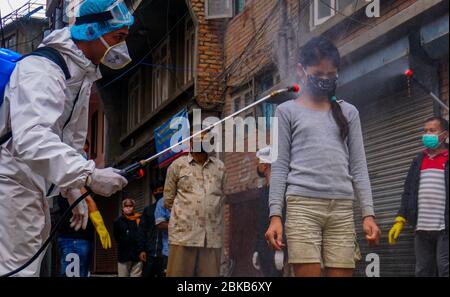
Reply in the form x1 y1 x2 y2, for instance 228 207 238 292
404 69 414 77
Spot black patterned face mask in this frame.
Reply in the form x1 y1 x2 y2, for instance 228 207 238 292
302 67 338 97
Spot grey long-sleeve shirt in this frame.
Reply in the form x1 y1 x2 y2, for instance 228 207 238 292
269 99 375 219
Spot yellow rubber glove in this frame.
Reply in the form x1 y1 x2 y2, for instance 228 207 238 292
388 216 406 245
89 210 112 249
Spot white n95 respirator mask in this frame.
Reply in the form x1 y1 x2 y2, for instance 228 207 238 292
100 36 132 70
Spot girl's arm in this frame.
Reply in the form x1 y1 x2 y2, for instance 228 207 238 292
268 106 292 218
347 109 375 218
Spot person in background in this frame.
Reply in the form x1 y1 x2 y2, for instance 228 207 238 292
389 116 448 277
139 178 166 277
252 146 285 277
113 198 143 277
154 182 171 277
265 36 381 277
164 128 227 277
57 140 111 277
57 193 112 277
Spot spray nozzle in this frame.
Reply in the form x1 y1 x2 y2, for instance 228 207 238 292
287 84 300 93
120 162 145 181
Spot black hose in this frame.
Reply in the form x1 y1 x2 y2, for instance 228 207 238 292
0 189 94 277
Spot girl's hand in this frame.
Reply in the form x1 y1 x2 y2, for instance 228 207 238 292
265 216 286 250
363 216 381 246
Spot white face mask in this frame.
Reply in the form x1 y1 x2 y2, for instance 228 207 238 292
100 36 132 70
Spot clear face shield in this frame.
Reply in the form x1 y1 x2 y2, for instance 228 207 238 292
74 0 133 27
106 0 133 25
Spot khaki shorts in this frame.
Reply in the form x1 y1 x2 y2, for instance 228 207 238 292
285 195 361 269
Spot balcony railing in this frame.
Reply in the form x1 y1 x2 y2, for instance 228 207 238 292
1 0 46 27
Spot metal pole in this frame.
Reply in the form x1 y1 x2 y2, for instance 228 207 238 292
429 91 449 111
412 77 449 111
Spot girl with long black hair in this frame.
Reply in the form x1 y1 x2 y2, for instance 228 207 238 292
265 36 381 277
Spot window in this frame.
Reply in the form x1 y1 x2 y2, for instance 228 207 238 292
151 38 170 112
256 71 280 96
143 67 153 116
234 0 246 15
232 86 254 117
205 0 233 19
184 17 195 85
231 85 254 141
127 70 142 131
256 71 280 129
312 0 357 27
338 0 356 10
233 96 242 113
244 91 254 117
313 0 334 26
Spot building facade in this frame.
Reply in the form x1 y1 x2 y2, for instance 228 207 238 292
1 2 47 54
40 0 450 276
96 0 227 273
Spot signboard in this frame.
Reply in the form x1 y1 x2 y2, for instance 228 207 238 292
154 108 190 168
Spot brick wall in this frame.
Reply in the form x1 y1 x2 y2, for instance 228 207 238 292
190 0 226 109
221 0 300 273
224 0 279 87
221 0 276 272
222 0 300 196
223 0 276 197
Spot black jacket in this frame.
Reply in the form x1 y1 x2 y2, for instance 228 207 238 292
398 150 449 230
113 215 143 263
138 203 163 258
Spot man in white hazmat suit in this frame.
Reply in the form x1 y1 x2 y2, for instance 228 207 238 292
0 0 134 276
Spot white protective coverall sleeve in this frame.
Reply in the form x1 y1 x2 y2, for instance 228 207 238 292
69 92 90 157
8 57 95 190
86 167 128 197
